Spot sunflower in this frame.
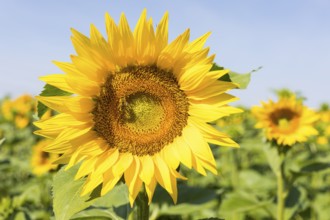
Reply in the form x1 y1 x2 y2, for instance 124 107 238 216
34 10 241 205
315 107 330 145
316 136 328 145
31 139 59 176
13 94 35 115
15 115 30 129
1 94 35 129
1 99 13 121
252 96 318 146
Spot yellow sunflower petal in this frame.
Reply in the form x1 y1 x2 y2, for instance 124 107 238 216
124 157 143 206
189 104 241 122
93 149 119 176
134 9 156 65
145 179 157 204
75 157 98 180
157 29 190 71
118 13 135 65
39 74 75 94
154 155 173 194
173 137 193 169
179 64 213 91
81 172 103 196
139 156 155 185
70 55 106 84
190 118 239 147
101 172 121 196
70 28 92 58
161 144 180 170
112 153 133 176
43 127 90 153
155 11 168 54
184 32 211 53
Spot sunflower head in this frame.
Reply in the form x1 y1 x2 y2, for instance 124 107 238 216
252 96 319 146
13 94 35 115
316 136 328 145
35 10 241 205
1 99 13 121
1 94 35 129
31 139 59 176
15 115 30 129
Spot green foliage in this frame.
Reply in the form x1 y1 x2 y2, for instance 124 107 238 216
219 191 272 219
152 184 218 218
0 95 54 220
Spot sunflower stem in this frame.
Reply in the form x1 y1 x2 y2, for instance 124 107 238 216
276 170 284 220
276 152 285 220
136 185 149 220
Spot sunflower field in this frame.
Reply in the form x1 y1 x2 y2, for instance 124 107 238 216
1 10 330 220
1 89 330 220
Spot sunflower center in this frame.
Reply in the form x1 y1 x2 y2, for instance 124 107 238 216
93 65 189 156
40 152 50 165
270 108 298 129
120 92 165 133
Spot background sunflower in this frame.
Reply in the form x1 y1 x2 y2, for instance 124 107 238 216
252 95 319 146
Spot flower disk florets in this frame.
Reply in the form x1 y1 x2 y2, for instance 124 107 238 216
93 65 189 156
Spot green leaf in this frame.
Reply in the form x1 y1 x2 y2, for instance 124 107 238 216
199 218 224 220
238 170 276 196
71 209 122 220
312 193 330 220
89 183 129 207
72 183 131 220
219 191 271 214
53 165 96 220
290 162 330 177
284 186 308 220
154 183 218 216
39 83 72 97
55 164 131 220
210 63 225 71
263 143 283 174
227 71 251 89
71 217 111 220
13 211 30 220
37 84 72 118
300 162 330 173
211 63 260 89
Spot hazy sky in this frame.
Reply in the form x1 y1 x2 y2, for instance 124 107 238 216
0 1 329 108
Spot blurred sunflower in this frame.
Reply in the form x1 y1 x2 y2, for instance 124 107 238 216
252 96 318 146
13 94 35 129
316 136 328 145
34 10 241 205
13 94 35 115
1 94 35 129
14 115 30 129
319 105 330 123
31 139 59 176
315 105 330 145
1 99 13 121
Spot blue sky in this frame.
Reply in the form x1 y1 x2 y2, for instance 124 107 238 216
0 1 329 108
